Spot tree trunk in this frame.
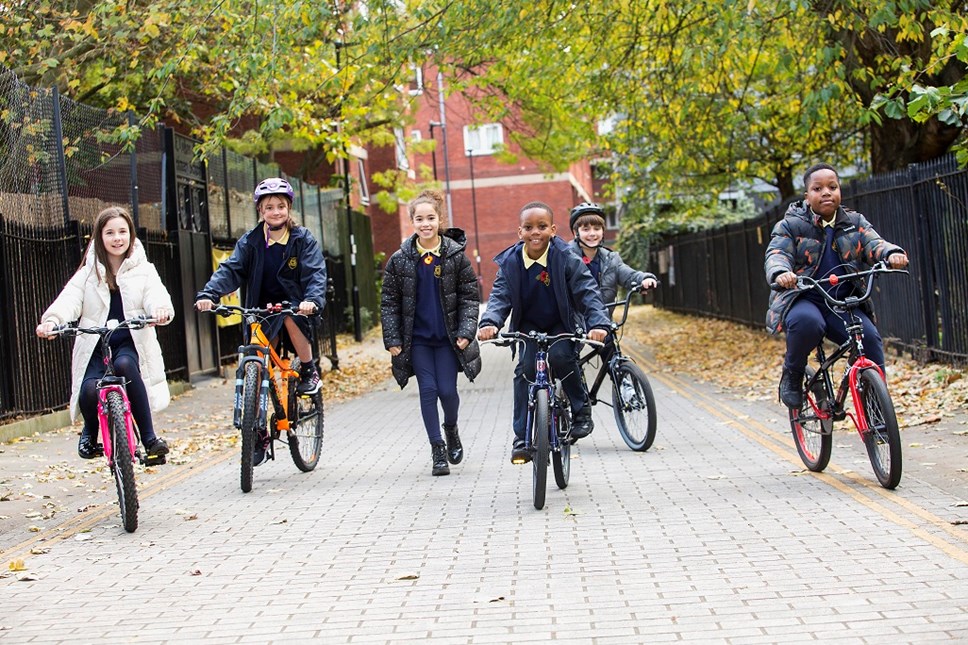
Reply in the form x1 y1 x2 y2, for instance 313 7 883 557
870 116 963 174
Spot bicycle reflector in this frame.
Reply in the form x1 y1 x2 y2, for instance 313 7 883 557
537 358 547 372
829 275 839 286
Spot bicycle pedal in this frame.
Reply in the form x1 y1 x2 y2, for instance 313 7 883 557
144 454 167 466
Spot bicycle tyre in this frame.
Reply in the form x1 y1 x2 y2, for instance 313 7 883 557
552 387 570 490
611 361 657 451
532 389 550 510
288 378 324 472
106 391 138 533
789 366 833 472
858 368 902 489
240 362 261 493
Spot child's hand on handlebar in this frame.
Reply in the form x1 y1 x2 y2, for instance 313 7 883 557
639 277 658 291
887 253 909 269
151 308 173 325
478 325 498 341
35 321 57 339
588 328 607 343
195 299 216 312
297 301 317 316
774 271 798 289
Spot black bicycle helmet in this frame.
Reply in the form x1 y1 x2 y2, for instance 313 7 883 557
569 202 606 231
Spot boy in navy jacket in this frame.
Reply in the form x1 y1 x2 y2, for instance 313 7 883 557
478 202 610 464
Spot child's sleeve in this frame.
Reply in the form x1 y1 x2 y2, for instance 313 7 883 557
764 219 795 283
456 254 480 339
568 259 610 331
40 266 89 325
380 255 404 349
479 266 511 329
142 262 175 321
614 252 654 292
299 233 327 311
196 238 247 303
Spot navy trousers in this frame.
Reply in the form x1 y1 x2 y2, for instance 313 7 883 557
78 342 156 445
513 339 587 439
411 342 460 444
783 298 884 374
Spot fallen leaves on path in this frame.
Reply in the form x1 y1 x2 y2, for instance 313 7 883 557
624 305 968 429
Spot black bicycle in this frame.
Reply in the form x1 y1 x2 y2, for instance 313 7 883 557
578 289 658 451
773 262 908 489
485 331 603 510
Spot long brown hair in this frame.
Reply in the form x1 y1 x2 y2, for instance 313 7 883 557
89 206 136 290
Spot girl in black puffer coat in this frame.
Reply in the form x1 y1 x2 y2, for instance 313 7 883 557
381 189 482 477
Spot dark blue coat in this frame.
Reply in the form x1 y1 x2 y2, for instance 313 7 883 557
196 224 327 338
480 236 610 334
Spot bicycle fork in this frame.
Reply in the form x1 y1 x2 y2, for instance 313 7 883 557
233 355 271 431
96 385 137 465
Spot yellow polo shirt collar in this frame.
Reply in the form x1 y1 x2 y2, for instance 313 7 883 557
522 244 549 269
416 240 441 256
264 223 290 246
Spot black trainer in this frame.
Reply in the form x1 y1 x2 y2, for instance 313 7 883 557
297 363 321 395
510 437 530 465
77 435 103 460
570 406 594 439
144 437 169 465
778 368 804 408
253 431 271 467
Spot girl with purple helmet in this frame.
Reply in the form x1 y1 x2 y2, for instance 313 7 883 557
195 178 327 465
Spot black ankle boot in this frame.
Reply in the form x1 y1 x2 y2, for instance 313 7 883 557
431 441 450 476
442 424 463 465
778 368 804 408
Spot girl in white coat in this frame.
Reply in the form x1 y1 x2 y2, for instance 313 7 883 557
36 207 174 461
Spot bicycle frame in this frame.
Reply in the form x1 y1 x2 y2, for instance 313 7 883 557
793 263 904 437
579 291 639 406
524 341 565 454
95 378 137 465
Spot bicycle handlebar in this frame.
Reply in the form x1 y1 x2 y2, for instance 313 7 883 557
604 282 660 328
49 316 162 337
482 330 605 350
770 261 908 309
201 302 317 318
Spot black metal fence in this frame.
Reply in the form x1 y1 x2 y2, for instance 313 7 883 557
650 155 968 365
0 65 375 420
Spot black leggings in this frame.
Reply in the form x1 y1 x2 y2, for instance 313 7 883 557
78 343 156 445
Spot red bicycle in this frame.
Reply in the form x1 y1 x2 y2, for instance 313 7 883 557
776 262 908 489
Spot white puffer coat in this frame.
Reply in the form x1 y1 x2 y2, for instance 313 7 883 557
40 239 174 421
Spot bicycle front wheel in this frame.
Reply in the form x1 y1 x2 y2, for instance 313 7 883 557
611 361 657 451
858 368 902 489
790 366 833 472
532 389 550 510
288 380 324 472
552 387 570 490
240 362 262 493
106 391 138 533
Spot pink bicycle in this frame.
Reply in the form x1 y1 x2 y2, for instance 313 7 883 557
50 317 162 532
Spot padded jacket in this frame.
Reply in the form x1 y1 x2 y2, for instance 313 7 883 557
381 228 482 389
568 240 656 306
764 200 904 334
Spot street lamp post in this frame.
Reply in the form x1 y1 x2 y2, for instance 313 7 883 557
466 148 483 300
428 121 440 182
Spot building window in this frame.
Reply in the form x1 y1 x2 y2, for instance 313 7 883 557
357 158 370 206
463 123 503 156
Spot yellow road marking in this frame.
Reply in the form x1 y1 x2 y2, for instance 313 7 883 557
628 347 968 565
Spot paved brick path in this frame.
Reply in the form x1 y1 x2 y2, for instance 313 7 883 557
2 336 967 643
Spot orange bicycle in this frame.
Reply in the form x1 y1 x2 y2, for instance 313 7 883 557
205 303 324 492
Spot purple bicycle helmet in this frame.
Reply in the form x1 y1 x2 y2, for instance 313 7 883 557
253 177 294 205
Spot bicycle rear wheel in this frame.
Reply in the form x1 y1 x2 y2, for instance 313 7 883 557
552 387 570 490
532 389 550 510
288 377 324 472
611 361 657 451
789 366 833 472
858 368 902 489
106 391 138 533
240 362 261 493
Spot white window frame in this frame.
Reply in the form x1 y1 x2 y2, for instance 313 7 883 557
463 123 504 156
356 158 370 206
